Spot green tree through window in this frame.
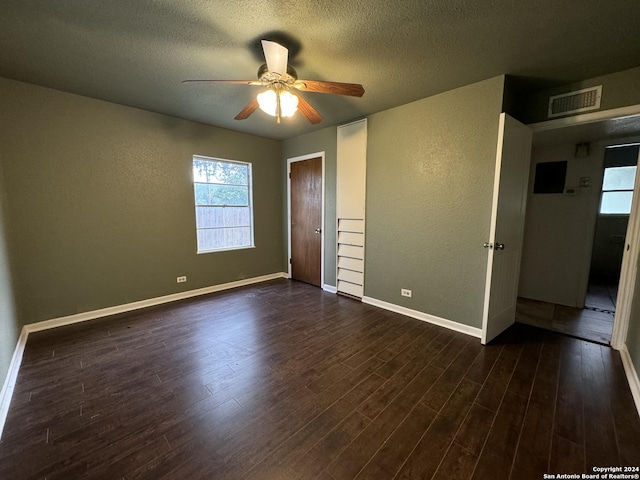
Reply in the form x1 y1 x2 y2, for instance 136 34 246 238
193 156 254 252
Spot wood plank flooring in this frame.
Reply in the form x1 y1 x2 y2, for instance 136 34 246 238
1 279 639 479
585 275 618 312
516 297 614 345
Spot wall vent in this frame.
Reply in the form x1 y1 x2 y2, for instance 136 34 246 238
548 85 602 118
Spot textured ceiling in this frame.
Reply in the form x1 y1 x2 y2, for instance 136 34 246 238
1 0 640 140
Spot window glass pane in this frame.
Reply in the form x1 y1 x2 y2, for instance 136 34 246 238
195 207 250 229
194 183 210 205
602 166 636 191
194 184 248 206
193 157 254 253
193 159 248 185
193 159 212 183
197 227 251 251
600 191 633 214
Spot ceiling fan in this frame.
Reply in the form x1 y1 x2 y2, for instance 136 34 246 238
182 40 365 125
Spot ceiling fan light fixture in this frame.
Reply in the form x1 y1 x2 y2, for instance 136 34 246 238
183 38 361 124
257 89 299 118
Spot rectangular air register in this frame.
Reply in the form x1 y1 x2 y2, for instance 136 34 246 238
548 85 602 118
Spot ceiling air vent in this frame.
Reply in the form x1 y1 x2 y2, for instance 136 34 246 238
548 85 602 118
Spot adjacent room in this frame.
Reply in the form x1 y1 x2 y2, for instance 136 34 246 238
1 1 640 479
518 135 640 345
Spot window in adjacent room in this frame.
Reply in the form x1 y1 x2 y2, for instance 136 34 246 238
599 166 637 215
193 156 254 253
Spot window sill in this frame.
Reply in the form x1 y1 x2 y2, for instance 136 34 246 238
197 245 256 254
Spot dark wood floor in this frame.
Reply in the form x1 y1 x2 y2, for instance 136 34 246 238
585 275 618 312
516 276 619 345
516 297 614 345
1 279 639 479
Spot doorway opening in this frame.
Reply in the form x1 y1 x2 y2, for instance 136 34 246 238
587 144 639 314
516 132 640 345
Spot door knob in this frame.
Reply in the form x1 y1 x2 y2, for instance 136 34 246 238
495 243 505 250
315 228 322 234
483 242 493 249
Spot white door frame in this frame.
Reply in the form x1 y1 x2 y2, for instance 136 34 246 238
286 151 326 287
611 145 640 349
530 104 640 350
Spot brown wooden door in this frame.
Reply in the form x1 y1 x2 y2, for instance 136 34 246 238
291 157 322 286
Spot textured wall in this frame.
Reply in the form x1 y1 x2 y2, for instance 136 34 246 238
0 77 283 325
365 76 505 329
0 160 18 387
517 66 640 125
282 126 338 287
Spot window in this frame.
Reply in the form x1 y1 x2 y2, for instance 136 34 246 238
599 166 637 215
193 156 254 253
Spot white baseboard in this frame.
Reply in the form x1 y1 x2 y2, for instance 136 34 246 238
0 272 287 439
0 327 28 440
323 284 337 294
26 272 287 333
619 343 640 417
362 296 482 339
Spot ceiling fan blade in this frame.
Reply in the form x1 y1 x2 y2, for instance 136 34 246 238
293 80 365 97
261 40 288 76
291 92 323 124
182 79 262 85
234 98 259 120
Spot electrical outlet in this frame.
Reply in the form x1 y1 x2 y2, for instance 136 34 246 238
401 288 412 298
177 276 187 283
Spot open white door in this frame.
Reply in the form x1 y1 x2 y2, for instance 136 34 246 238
481 113 533 344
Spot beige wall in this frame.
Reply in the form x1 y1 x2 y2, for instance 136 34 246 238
519 142 605 307
0 160 18 385
520 139 640 307
364 76 505 329
0 77 284 327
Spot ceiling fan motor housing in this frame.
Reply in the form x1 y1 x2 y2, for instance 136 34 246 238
257 64 298 82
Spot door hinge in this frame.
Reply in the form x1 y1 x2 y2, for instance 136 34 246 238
289 258 292 264
289 172 291 178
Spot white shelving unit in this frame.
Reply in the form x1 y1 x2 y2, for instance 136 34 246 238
337 218 365 297
336 119 367 298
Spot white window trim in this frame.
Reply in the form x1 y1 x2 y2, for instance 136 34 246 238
599 165 637 216
193 155 255 254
